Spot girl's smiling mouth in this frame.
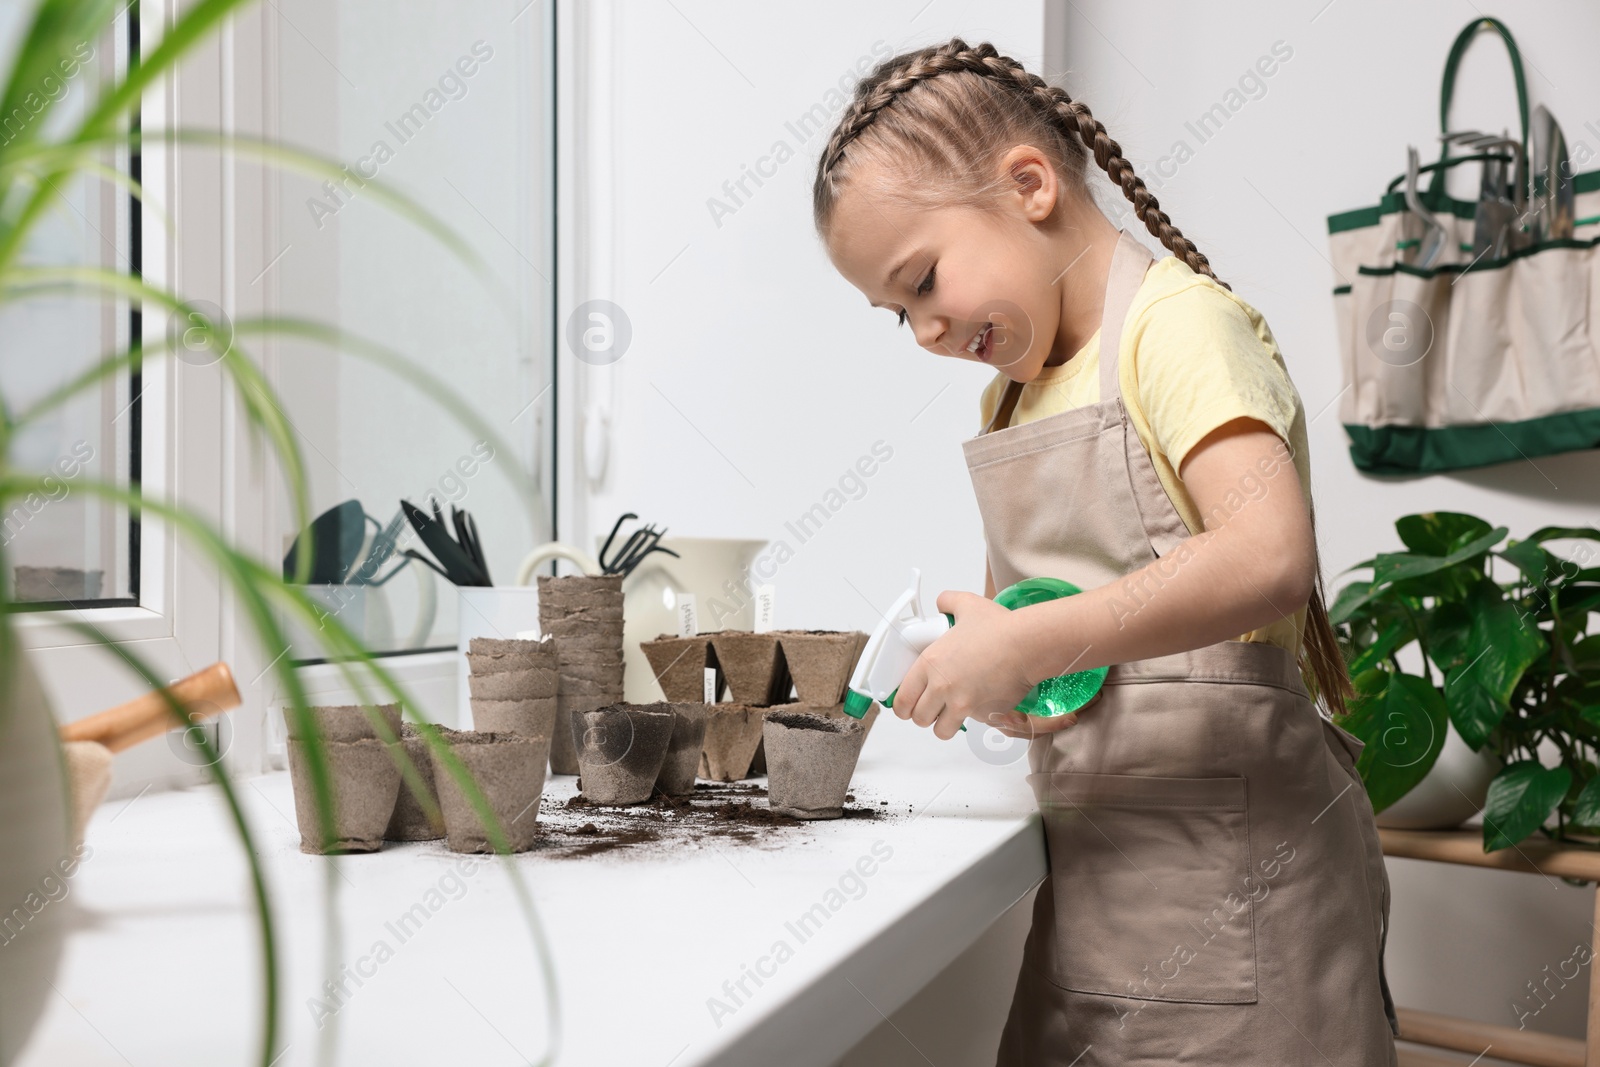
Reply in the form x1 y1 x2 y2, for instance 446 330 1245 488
965 322 995 361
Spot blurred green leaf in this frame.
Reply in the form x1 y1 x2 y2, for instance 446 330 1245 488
1573 777 1600 830
1525 526 1600 545
1329 578 1378 625
1348 616 1412 676
1371 527 1507 587
1338 672 1448 813
1498 539 1554 585
1483 762 1570 851
1395 512 1493 556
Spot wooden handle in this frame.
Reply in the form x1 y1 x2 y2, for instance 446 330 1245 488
60 662 241 754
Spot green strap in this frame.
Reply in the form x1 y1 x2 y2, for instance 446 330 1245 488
1429 17 1530 199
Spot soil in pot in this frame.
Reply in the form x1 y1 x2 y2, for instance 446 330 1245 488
763 711 869 820
429 727 550 853
288 737 403 853
743 701 876 777
655 703 709 796
709 632 792 705
285 703 402 744
698 704 770 782
640 634 722 702
774 631 869 705
769 700 880 741
571 702 676 805
385 723 444 842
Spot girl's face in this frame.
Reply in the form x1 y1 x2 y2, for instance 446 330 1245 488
825 154 1071 383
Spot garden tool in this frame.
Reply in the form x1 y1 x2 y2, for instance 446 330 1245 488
57 662 241 846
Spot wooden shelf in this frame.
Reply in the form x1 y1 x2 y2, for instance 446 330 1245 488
1380 828 1600 1066
1380 828 1600 882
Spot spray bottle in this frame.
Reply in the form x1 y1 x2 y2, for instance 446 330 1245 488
842 568 1107 727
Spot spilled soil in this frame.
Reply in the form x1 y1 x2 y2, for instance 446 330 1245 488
527 780 890 859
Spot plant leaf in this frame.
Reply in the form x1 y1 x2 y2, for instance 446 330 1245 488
1395 512 1492 556
1329 578 1379 625
1573 634 1600 670
1422 600 1474 672
1498 539 1554 585
1348 616 1412 676
1557 584 1600 617
1482 761 1571 851
1372 526 1507 587
1453 577 1548 704
1525 526 1600 545
1338 672 1448 812
1573 777 1600 829
1440 671 1505 750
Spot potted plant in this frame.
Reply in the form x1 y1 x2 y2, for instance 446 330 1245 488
0 2 558 1063
1330 511 1600 853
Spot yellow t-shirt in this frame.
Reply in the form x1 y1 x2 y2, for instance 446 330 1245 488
977 254 1311 657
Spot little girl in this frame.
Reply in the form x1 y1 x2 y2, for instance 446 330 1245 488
812 39 1399 1066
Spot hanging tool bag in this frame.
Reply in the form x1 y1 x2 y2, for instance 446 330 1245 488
1325 17 1600 475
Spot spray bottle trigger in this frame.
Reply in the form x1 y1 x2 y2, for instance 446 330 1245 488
878 685 965 732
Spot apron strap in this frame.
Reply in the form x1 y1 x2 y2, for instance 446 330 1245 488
982 378 1025 435
1097 228 1157 404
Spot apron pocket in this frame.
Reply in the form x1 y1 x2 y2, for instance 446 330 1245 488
1027 771 1258 1005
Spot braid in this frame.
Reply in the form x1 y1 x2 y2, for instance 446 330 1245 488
815 38 1359 715
815 38 1231 292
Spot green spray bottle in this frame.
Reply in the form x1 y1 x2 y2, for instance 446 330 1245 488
842 568 1106 726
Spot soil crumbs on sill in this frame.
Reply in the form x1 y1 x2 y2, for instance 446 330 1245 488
528 781 889 859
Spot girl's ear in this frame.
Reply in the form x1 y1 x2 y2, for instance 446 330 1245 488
1001 145 1057 223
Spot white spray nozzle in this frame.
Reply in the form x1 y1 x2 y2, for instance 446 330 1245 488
845 568 953 716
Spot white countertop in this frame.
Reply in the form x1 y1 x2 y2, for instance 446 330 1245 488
19 720 1045 1067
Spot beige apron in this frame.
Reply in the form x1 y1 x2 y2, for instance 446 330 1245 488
964 229 1400 1066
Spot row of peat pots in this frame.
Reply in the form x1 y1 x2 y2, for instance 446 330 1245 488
285 575 875 854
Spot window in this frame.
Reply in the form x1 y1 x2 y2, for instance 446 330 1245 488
0 3 139 609
268 0 557 661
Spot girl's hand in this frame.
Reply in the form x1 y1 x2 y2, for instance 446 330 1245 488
894 590 1043 741
980 702 1088 739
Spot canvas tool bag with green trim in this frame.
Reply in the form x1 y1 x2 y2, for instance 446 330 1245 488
1326 17 1600 475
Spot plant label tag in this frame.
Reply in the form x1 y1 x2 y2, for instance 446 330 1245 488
677 594 698 637
754 584 775 632
703 667 717 703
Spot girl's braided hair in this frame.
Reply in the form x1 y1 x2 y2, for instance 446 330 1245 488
812 37 1228 291
812 38 1356 721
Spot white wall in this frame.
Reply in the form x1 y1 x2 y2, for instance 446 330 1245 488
571 0 1600 1059
565 2 1046 626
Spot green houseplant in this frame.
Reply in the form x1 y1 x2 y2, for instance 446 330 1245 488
1331 511 1600 854
0 2 557 1064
